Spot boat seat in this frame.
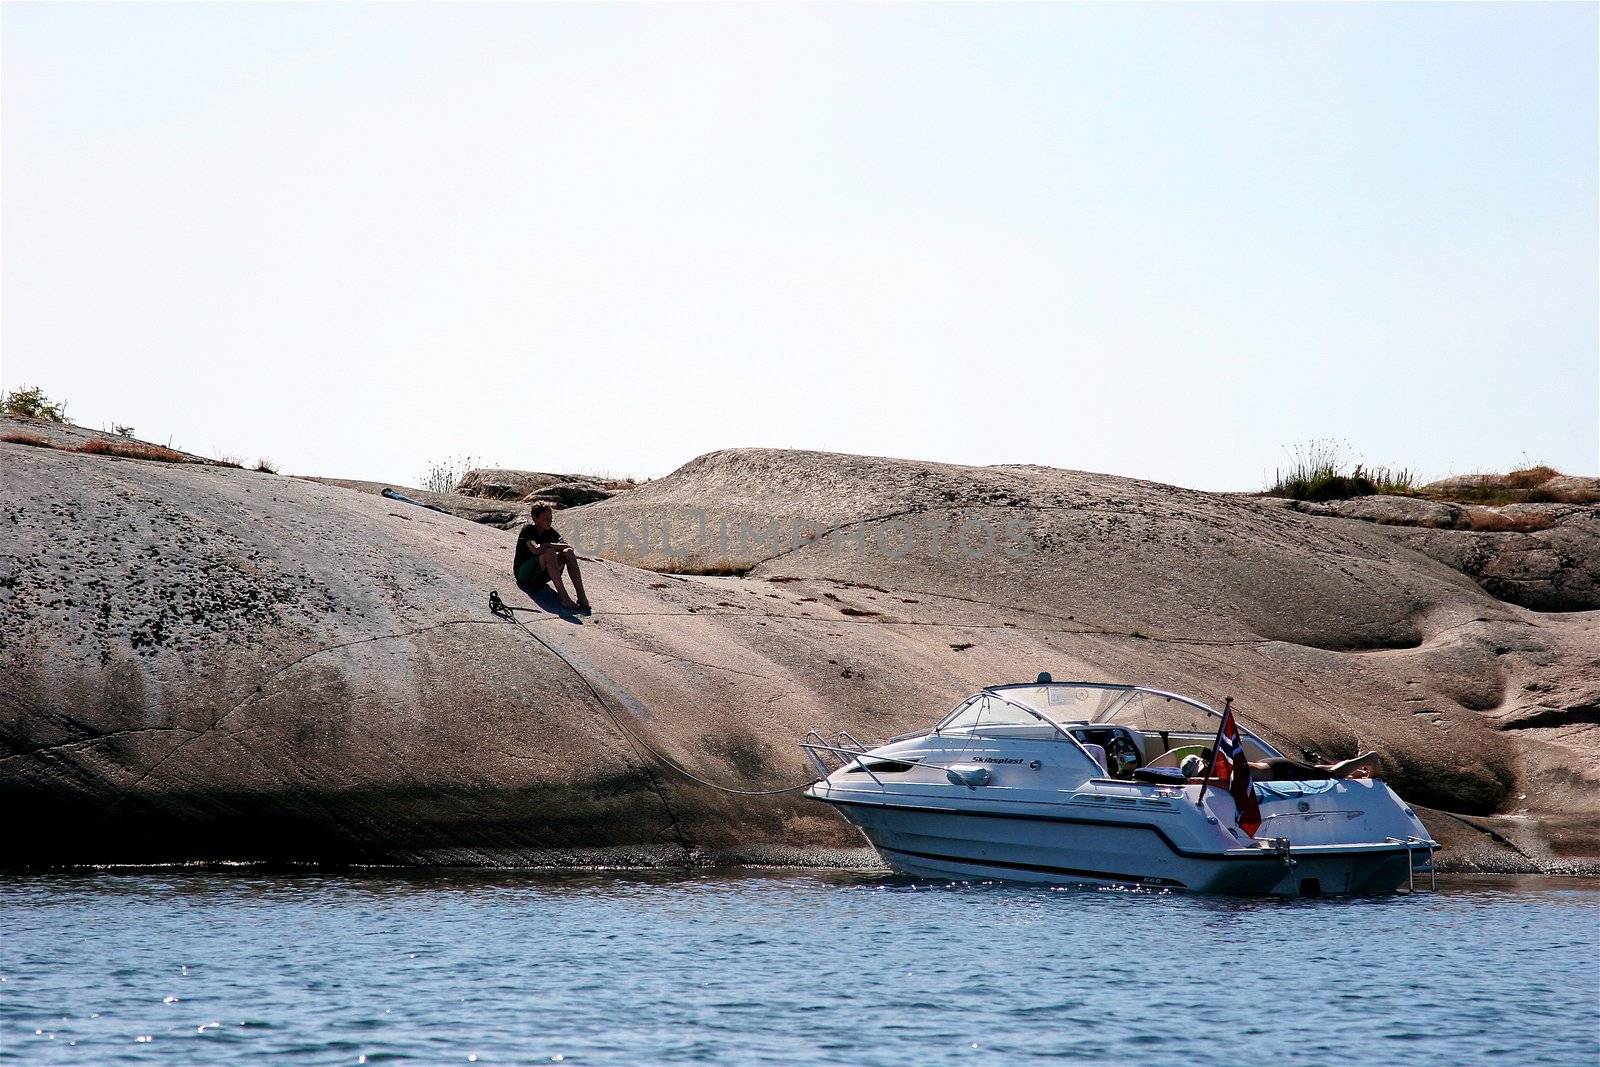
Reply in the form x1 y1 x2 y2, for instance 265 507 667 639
1145 744 1207 770
1081 743 1108 774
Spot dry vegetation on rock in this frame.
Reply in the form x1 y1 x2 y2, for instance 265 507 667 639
0 410 263 470
77 438 201 464
0 431 54 448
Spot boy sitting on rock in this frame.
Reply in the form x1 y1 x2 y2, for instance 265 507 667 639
514 503 590 612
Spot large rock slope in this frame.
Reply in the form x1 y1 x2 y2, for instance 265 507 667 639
1276 496 1599 612
3 436 1596 871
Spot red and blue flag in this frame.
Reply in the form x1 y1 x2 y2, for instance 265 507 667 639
1208 702 1262 837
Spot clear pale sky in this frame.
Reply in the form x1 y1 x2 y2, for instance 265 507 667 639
3 2 1596 489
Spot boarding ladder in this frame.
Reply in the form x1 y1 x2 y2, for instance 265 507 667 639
1395 836 1438 892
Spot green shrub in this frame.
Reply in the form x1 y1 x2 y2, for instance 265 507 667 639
3 386 67 423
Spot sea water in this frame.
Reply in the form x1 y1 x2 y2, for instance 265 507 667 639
1 869 1596 1066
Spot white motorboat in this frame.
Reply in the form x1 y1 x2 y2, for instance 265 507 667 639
802 678 1437 896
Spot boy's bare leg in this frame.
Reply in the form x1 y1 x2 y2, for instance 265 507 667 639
563 550 590 608
1251 751 1380 782
1328 752 1378 779
540 546 579 609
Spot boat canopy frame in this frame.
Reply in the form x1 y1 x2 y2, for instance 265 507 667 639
942 681 1285 759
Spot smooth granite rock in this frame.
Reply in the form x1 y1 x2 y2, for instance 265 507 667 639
1540 475 1600 504
1291 496 1470 529
301 477 524 529
1273 494 1598 612
1423 472 1600 504
456 468 571 501
3 435 1596 871
525 481 618 508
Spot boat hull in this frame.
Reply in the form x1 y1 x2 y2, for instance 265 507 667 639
823 797 1426 896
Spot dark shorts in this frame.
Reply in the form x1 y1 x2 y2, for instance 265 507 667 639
1258 757 1333 781
515 556 549 588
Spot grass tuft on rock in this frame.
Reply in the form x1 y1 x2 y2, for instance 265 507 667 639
1267 440 1414 502
418 455 482 495
1267 443 1593 505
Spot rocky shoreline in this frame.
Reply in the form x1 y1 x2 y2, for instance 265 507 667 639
4 417 1596 874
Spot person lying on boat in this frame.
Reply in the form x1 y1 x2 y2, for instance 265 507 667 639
514 503 590 612
1180 750 1379 781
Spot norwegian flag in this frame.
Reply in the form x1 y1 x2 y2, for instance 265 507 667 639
1206 700 1262 837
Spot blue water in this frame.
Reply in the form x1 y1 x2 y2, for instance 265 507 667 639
2 869 1597 1066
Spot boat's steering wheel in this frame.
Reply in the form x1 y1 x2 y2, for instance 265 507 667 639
1105 736 1141 778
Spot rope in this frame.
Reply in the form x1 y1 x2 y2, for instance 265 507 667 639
490 591 815 796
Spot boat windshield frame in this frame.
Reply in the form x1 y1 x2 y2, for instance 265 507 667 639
932 687 1106 773
949 681 1284 758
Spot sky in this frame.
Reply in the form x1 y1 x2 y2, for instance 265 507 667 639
3 2 1596 489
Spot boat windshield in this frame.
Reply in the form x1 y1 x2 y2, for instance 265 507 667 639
980 684 1166 726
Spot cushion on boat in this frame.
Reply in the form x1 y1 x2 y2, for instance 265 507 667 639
1082 743 1108 773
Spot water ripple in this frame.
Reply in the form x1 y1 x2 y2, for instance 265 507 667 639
0 870 1596 1065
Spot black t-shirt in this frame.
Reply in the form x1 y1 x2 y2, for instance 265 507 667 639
513 523 564 578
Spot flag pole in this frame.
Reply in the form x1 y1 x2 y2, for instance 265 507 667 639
1195 696 1232 808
